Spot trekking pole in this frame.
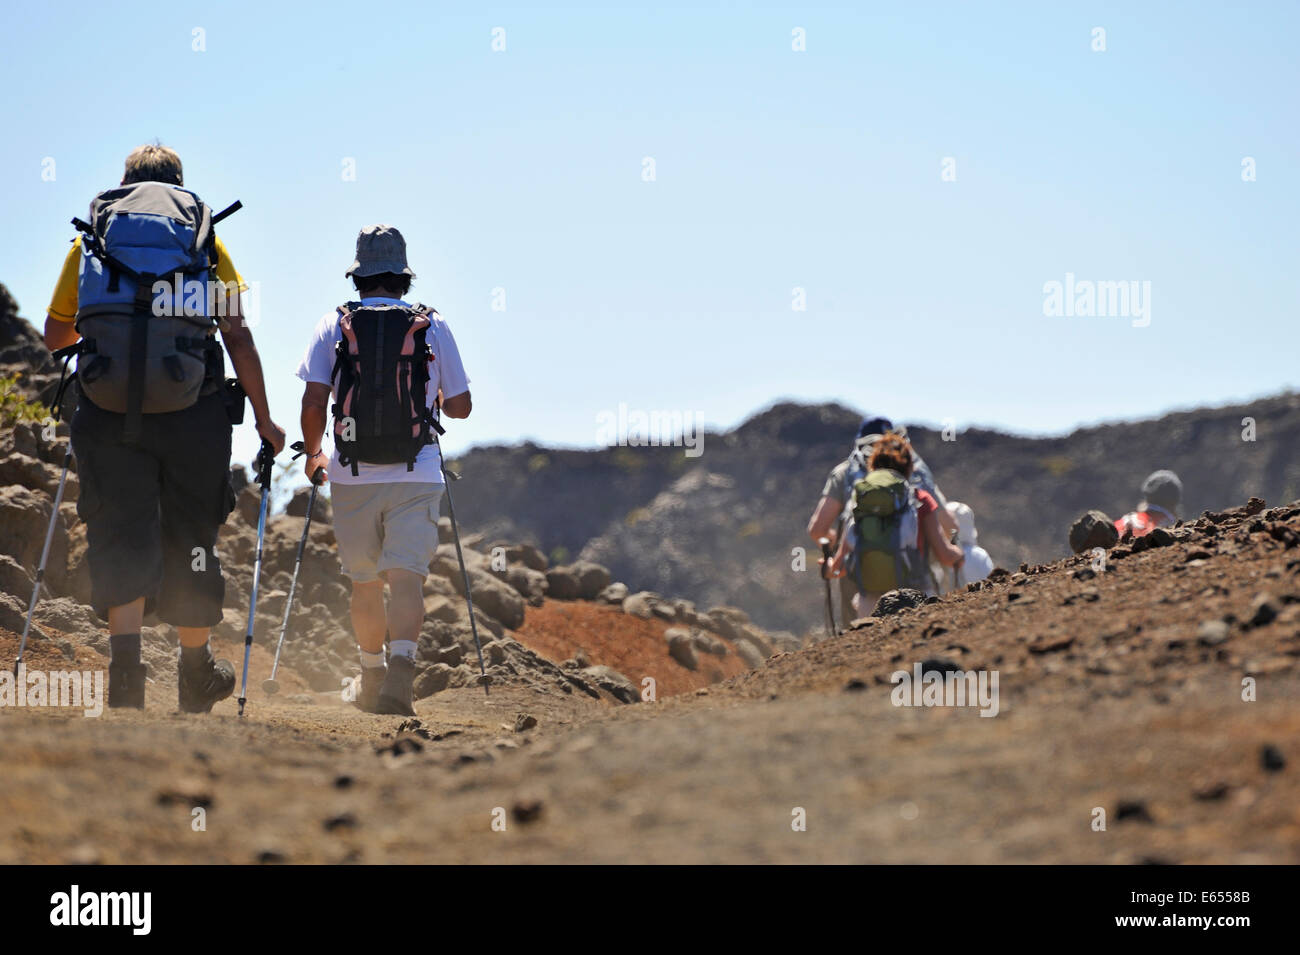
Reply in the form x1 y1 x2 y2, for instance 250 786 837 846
438 455 489 697
14 444 74 674
238 439 275 717
262 442 325 696
818 537 838 638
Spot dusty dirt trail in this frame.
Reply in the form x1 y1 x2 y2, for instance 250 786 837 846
2 499 1298 864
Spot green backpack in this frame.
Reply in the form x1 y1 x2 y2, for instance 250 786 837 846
846 469 926 594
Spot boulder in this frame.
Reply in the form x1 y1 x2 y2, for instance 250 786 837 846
286 485 332 524
665 628 698 670
504 543 548 572
0 452 78 502
0 485 69 589
0 552 34 602
622 590 661 619
734 638 766 669
737 624 773 657
414 663 454 698
567 560 612 600
671 598 701 626
1069 510 1118 554
703 606 750 641
503 564 547 605
597 582 629 605
460 569 524 630
235 485 263 526
544 566 583 600
32 596 102 640
580 665 639 704
871 588 927 617
690 629 727 656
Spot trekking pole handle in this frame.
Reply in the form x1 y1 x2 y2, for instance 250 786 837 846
290 440 327 485
254 439 275 490
818 537 833 578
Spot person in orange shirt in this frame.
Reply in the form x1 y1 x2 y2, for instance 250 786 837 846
1114 470 1183 538
45 143 285 712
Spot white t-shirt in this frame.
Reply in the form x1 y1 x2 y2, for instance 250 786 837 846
295 297 470 486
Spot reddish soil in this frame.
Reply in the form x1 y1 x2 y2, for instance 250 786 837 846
513 601 749 697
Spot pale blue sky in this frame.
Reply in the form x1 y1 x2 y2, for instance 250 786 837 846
2 1 1296 470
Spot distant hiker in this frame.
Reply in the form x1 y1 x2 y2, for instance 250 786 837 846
296 225 471 716
945 501 994 588
827 432 964 618
807 416 955 619
1113 469 1182 538
43 143 286 711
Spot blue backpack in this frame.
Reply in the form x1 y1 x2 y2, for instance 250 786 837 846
69 182 240 440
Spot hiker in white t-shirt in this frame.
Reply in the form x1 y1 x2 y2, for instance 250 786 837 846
946 501 994 588
296 225 471 716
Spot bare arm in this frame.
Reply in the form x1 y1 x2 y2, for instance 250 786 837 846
44 316 79 351
220 295 285 454
936 504 958 540
923 511 964 567
442 389 472 419
300 382 331 483
807 495 842 545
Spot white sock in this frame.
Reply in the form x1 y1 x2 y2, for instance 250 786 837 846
390 640 418 662
359 648 387 669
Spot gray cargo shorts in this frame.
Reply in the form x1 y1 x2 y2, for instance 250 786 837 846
330 482 442 582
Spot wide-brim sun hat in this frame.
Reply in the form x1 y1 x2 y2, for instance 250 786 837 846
345 224 416 279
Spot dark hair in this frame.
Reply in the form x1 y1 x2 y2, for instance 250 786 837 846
857 416 893 440
351 272 412 297
868 432 913 476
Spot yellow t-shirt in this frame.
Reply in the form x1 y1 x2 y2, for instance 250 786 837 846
47 235 247 322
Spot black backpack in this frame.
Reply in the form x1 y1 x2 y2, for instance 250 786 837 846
329 301 444 475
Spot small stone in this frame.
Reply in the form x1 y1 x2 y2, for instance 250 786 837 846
1196 620 1231 646
1192 780 1230 801
844 678 868 692
1028 634 1074 655
1260 744 1286 772
156 777 213 809
323 813 357 832
514 713 538 732
1248 593 1279 628
65 843 102 865
871 589 927 617
1069 510 1118 554
1116 800 1153 823
919 658 962 675
511 799 544 823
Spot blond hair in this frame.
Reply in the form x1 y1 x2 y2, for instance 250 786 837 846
122 143 183 186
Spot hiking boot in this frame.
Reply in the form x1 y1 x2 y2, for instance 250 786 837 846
178 651 237 714
353 665 387 714
107 662 147 710
375 656 417 716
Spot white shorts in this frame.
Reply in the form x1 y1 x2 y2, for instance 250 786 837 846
330 482 442 582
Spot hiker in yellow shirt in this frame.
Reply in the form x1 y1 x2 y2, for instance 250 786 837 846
44 143 285 712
